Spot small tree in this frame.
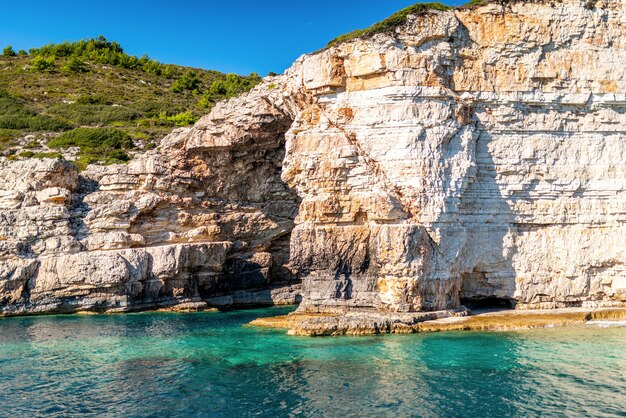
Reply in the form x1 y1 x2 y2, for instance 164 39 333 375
61 56 87 74
142 60 162 76
198 73 262 108
2 45 16 57
170 70 200 93
162 64 177 79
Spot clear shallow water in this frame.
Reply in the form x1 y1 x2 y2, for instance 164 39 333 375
0 307 624 418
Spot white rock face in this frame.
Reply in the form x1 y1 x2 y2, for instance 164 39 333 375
0 0 624 315
284 0 626 312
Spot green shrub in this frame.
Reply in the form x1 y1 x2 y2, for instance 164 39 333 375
18 150 34 158
28 36 164 75
117 54 139 69
199 73 262 108
163 111 198 127
463 0 492 5
0 115 71 131
171 70 200 93
73 148 130 170
127 130 148 141
31 55 55 71
143 60 162 75
162 64 178 79
49 127 133 149
105 149 130 162
460 0 549 6
48 127 133 170
136 117 169 127
2 46 16 57
0 91 35 117
74 154 96 170
47 103 139 125
61 56 88 74
209 73 260 96
0 97 34 117
0 91 71 131
0 38 252 153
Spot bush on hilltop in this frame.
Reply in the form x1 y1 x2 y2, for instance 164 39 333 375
2 46 16 57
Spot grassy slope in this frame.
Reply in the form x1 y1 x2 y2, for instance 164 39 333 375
0 43 261 166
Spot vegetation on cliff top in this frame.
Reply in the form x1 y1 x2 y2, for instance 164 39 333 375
327 2 452 47
0 36 263 166
461 0 563 6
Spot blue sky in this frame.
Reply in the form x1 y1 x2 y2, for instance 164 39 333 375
0 1 465 75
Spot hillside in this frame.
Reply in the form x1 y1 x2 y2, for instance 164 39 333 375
0 37 261 168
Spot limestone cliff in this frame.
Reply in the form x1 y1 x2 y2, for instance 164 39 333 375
1 0 625 320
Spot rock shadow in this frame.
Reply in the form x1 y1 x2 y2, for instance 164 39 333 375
455 119 518 310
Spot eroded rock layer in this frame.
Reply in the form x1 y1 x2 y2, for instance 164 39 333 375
1 0 625 316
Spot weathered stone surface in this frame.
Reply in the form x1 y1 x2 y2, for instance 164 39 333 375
282 0 626 318
1 0 625 320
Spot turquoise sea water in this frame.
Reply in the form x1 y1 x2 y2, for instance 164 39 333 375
0 307 624 418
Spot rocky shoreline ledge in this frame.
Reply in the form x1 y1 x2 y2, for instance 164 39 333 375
249 307 626 336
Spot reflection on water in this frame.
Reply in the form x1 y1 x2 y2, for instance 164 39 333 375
0 307 624 417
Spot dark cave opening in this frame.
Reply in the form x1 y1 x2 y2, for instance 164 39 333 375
460 297 515 311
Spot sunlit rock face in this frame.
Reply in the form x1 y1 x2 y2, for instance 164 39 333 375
1 0 625 315
284 0 626 313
